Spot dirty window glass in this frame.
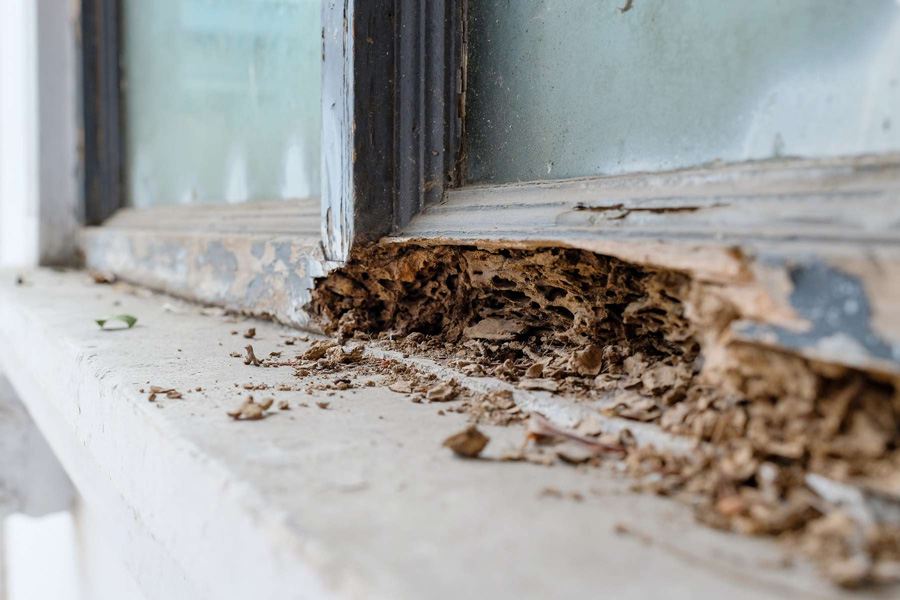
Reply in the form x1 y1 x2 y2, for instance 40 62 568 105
123 0 321 207
465 0 900 184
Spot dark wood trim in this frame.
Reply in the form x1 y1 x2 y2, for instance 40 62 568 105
322 0 464 261
80 0 123 225
395 0 464 225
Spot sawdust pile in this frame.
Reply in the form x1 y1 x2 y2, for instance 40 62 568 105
310 243 900 588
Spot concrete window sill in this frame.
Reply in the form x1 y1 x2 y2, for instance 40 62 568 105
0 269 867 599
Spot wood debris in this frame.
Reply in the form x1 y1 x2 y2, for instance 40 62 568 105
388 380 412 394
244 345 261 366
571 344 603 376
292 243 900 587
88 270 116 284
526 413 626 457
442 426 490 458
426 382 458 402
146 385 182 400
227 396 268 421
463 317 527 341
243 328 256 339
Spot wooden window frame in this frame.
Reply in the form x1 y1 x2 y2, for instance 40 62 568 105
80 0 900 375
81 0 465 326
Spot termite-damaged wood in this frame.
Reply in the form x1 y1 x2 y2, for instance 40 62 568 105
397 154 900 375
311 241 900 587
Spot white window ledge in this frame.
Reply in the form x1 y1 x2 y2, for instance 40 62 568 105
0 269 864 599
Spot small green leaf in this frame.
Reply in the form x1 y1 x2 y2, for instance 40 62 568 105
95 314 138 329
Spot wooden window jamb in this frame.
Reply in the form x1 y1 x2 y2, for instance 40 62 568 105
80 0 123 226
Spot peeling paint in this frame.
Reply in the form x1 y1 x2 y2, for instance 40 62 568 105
736 260 899 373
82 228 332 330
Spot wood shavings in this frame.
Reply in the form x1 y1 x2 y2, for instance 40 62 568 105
316 401 330 410
243 328 256 339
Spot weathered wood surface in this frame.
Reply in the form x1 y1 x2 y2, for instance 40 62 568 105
321 0 464 261
82 198 334 329
321 0 395 261
395 155 900 375
84 156 900 375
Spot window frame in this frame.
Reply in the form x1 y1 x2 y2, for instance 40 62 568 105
80 0 465 327
79 0 900 375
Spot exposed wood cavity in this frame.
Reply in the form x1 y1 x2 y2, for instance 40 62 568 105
311 242 900 587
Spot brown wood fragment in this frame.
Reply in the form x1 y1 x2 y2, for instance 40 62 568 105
244 345 261 366
426 382 458 402
526 413 626 456
442 426 490 458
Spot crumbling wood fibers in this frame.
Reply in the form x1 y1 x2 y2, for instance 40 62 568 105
311 243 900 587
312 244 697 364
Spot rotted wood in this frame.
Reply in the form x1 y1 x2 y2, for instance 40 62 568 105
321 0 464 261
394 154 900 376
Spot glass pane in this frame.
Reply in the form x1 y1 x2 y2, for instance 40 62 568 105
123 0 321 207
466 0 900 184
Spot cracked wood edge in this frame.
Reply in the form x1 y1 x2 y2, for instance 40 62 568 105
391 155 900 375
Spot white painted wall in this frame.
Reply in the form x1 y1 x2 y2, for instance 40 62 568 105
0 0 40 268
4 512 80 600
1 0 80 268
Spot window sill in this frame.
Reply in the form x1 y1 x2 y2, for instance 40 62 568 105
80 198 331 329
0 269 875 599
